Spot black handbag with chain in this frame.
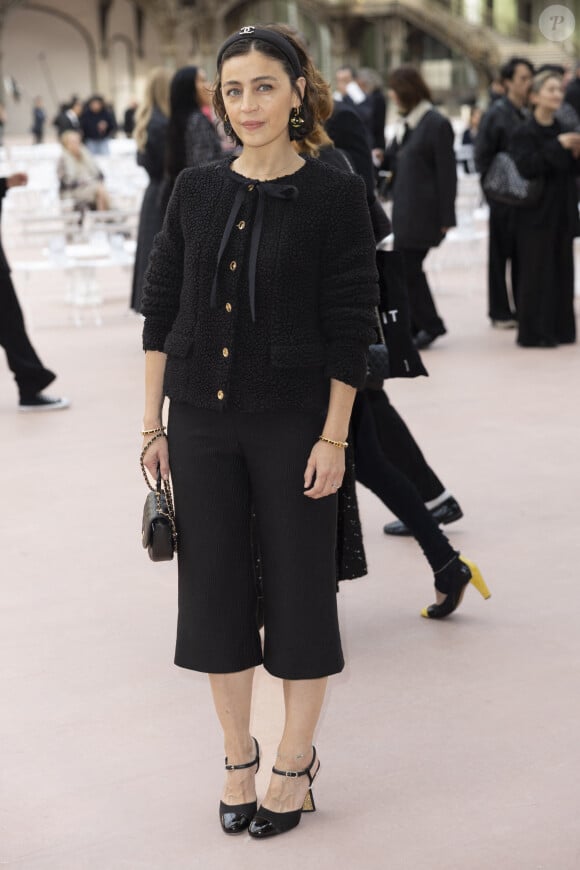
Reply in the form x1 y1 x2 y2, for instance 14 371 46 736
140 438 177 562
367 307 391 383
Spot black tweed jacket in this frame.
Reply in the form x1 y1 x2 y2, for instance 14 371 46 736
142 157 378 410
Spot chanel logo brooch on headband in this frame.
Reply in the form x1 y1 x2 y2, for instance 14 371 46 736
239 26 255 34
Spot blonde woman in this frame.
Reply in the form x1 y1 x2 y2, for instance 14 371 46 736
131 67 171 312
57 130 110 212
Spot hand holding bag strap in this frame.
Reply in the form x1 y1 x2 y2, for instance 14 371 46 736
140 434 178 557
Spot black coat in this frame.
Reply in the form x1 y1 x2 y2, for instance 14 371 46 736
368 89 387 151
475 96 527 179
80 106 116 141
509 117 578 346
142 157 378 409
387 110 457 250
325 102 391 242
0 178 11 273
565 78 580 119
510 116 580 235
131 108 169 312
326 102 376 203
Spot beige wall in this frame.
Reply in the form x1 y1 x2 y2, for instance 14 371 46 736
2 0 163 138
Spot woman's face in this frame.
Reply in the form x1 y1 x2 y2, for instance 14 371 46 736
195 69 211 107
533 77 564 114
221 49 305 149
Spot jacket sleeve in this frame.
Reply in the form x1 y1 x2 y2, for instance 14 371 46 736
141 171 186 351
319 173 379 389
475 108 502 177
510 126 574 178
435 118 457 228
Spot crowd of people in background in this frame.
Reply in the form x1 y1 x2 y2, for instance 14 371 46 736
1 45 579 419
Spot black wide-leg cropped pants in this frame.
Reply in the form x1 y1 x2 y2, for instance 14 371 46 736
168 402 344 680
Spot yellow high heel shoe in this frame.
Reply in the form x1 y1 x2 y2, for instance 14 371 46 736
421 555 490 619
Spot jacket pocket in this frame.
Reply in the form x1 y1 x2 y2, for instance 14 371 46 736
163 329 194 358
271 342 326 368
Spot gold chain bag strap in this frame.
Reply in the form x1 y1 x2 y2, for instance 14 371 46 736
140 433 177 561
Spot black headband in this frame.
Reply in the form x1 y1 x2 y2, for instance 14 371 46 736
216 26 303 79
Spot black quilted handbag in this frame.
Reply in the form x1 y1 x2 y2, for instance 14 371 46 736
482 152 544 208
140 439 177 562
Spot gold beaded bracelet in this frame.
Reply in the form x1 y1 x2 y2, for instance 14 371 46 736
141 426 166 436
318 435 348 449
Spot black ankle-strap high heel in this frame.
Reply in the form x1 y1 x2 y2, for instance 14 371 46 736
219 737 260 835
248 747 319 839
422 555 491 619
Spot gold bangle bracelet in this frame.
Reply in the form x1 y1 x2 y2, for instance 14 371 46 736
318 435 348 449
141 426 166 436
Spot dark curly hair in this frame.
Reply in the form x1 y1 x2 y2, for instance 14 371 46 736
212 23 332 146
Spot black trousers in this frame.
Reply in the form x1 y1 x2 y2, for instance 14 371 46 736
352 392 456 572
488 201 518 321
168 403 344 680
396 247 446 337
364 390 445 503
0 270 55 399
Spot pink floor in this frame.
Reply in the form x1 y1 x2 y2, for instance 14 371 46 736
2 252 580 869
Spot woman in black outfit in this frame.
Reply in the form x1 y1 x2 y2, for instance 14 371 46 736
161 65 222 210
141 26 377 839
384 66 457 349
294 113 489 620
131 67 171 313
510 71 580 347
323 89 465 539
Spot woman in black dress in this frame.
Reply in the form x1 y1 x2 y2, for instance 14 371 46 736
130 67 171 313
141 25 377 839
510 71 580 347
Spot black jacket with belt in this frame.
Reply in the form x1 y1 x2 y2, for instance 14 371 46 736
142 157 379 410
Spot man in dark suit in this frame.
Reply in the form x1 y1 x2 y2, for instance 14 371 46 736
475 57 533 327
0 174 70 411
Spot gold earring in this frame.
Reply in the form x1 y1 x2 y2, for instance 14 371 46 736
289 106 305 130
